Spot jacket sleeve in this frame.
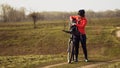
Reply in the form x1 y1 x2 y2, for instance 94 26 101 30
69 16 77 21
69 16 73 21
76 19 87 28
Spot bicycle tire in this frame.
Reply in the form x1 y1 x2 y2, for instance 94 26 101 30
67 39 75 63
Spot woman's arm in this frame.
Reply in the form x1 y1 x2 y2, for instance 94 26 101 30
76 19 87 28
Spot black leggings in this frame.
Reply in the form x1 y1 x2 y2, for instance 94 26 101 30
73 34 88 60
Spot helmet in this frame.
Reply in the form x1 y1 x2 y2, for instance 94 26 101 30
78 9 85 17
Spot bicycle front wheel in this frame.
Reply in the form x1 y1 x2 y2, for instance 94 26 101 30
67 39 74 63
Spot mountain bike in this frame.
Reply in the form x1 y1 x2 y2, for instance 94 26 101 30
62 20 78 63
62 30 75 64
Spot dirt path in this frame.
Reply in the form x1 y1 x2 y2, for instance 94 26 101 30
116 30 120 37
41 62 67 68
77 59 120 68
116 27 120 38
41 59 120 68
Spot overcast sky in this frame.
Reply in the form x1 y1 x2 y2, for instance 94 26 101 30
0 0 120 12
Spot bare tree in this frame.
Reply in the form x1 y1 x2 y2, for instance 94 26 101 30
115 9 120 17
0 4 11 22
29 12 38 29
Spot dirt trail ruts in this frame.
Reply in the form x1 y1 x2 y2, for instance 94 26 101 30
116 27 120 37
77 59 120 68
41 59 120 68
41 62 67 68
116 30 120 37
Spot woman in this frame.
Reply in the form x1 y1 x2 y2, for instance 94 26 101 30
69 9 88 62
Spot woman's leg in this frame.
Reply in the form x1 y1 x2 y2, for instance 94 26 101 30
80 34 88 60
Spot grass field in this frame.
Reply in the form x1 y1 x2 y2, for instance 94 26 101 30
0 18 120 68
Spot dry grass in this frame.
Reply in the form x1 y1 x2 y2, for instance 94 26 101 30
0 18 120 67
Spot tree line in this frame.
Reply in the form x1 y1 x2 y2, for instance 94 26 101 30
0 4 25 22
0 4 120 22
